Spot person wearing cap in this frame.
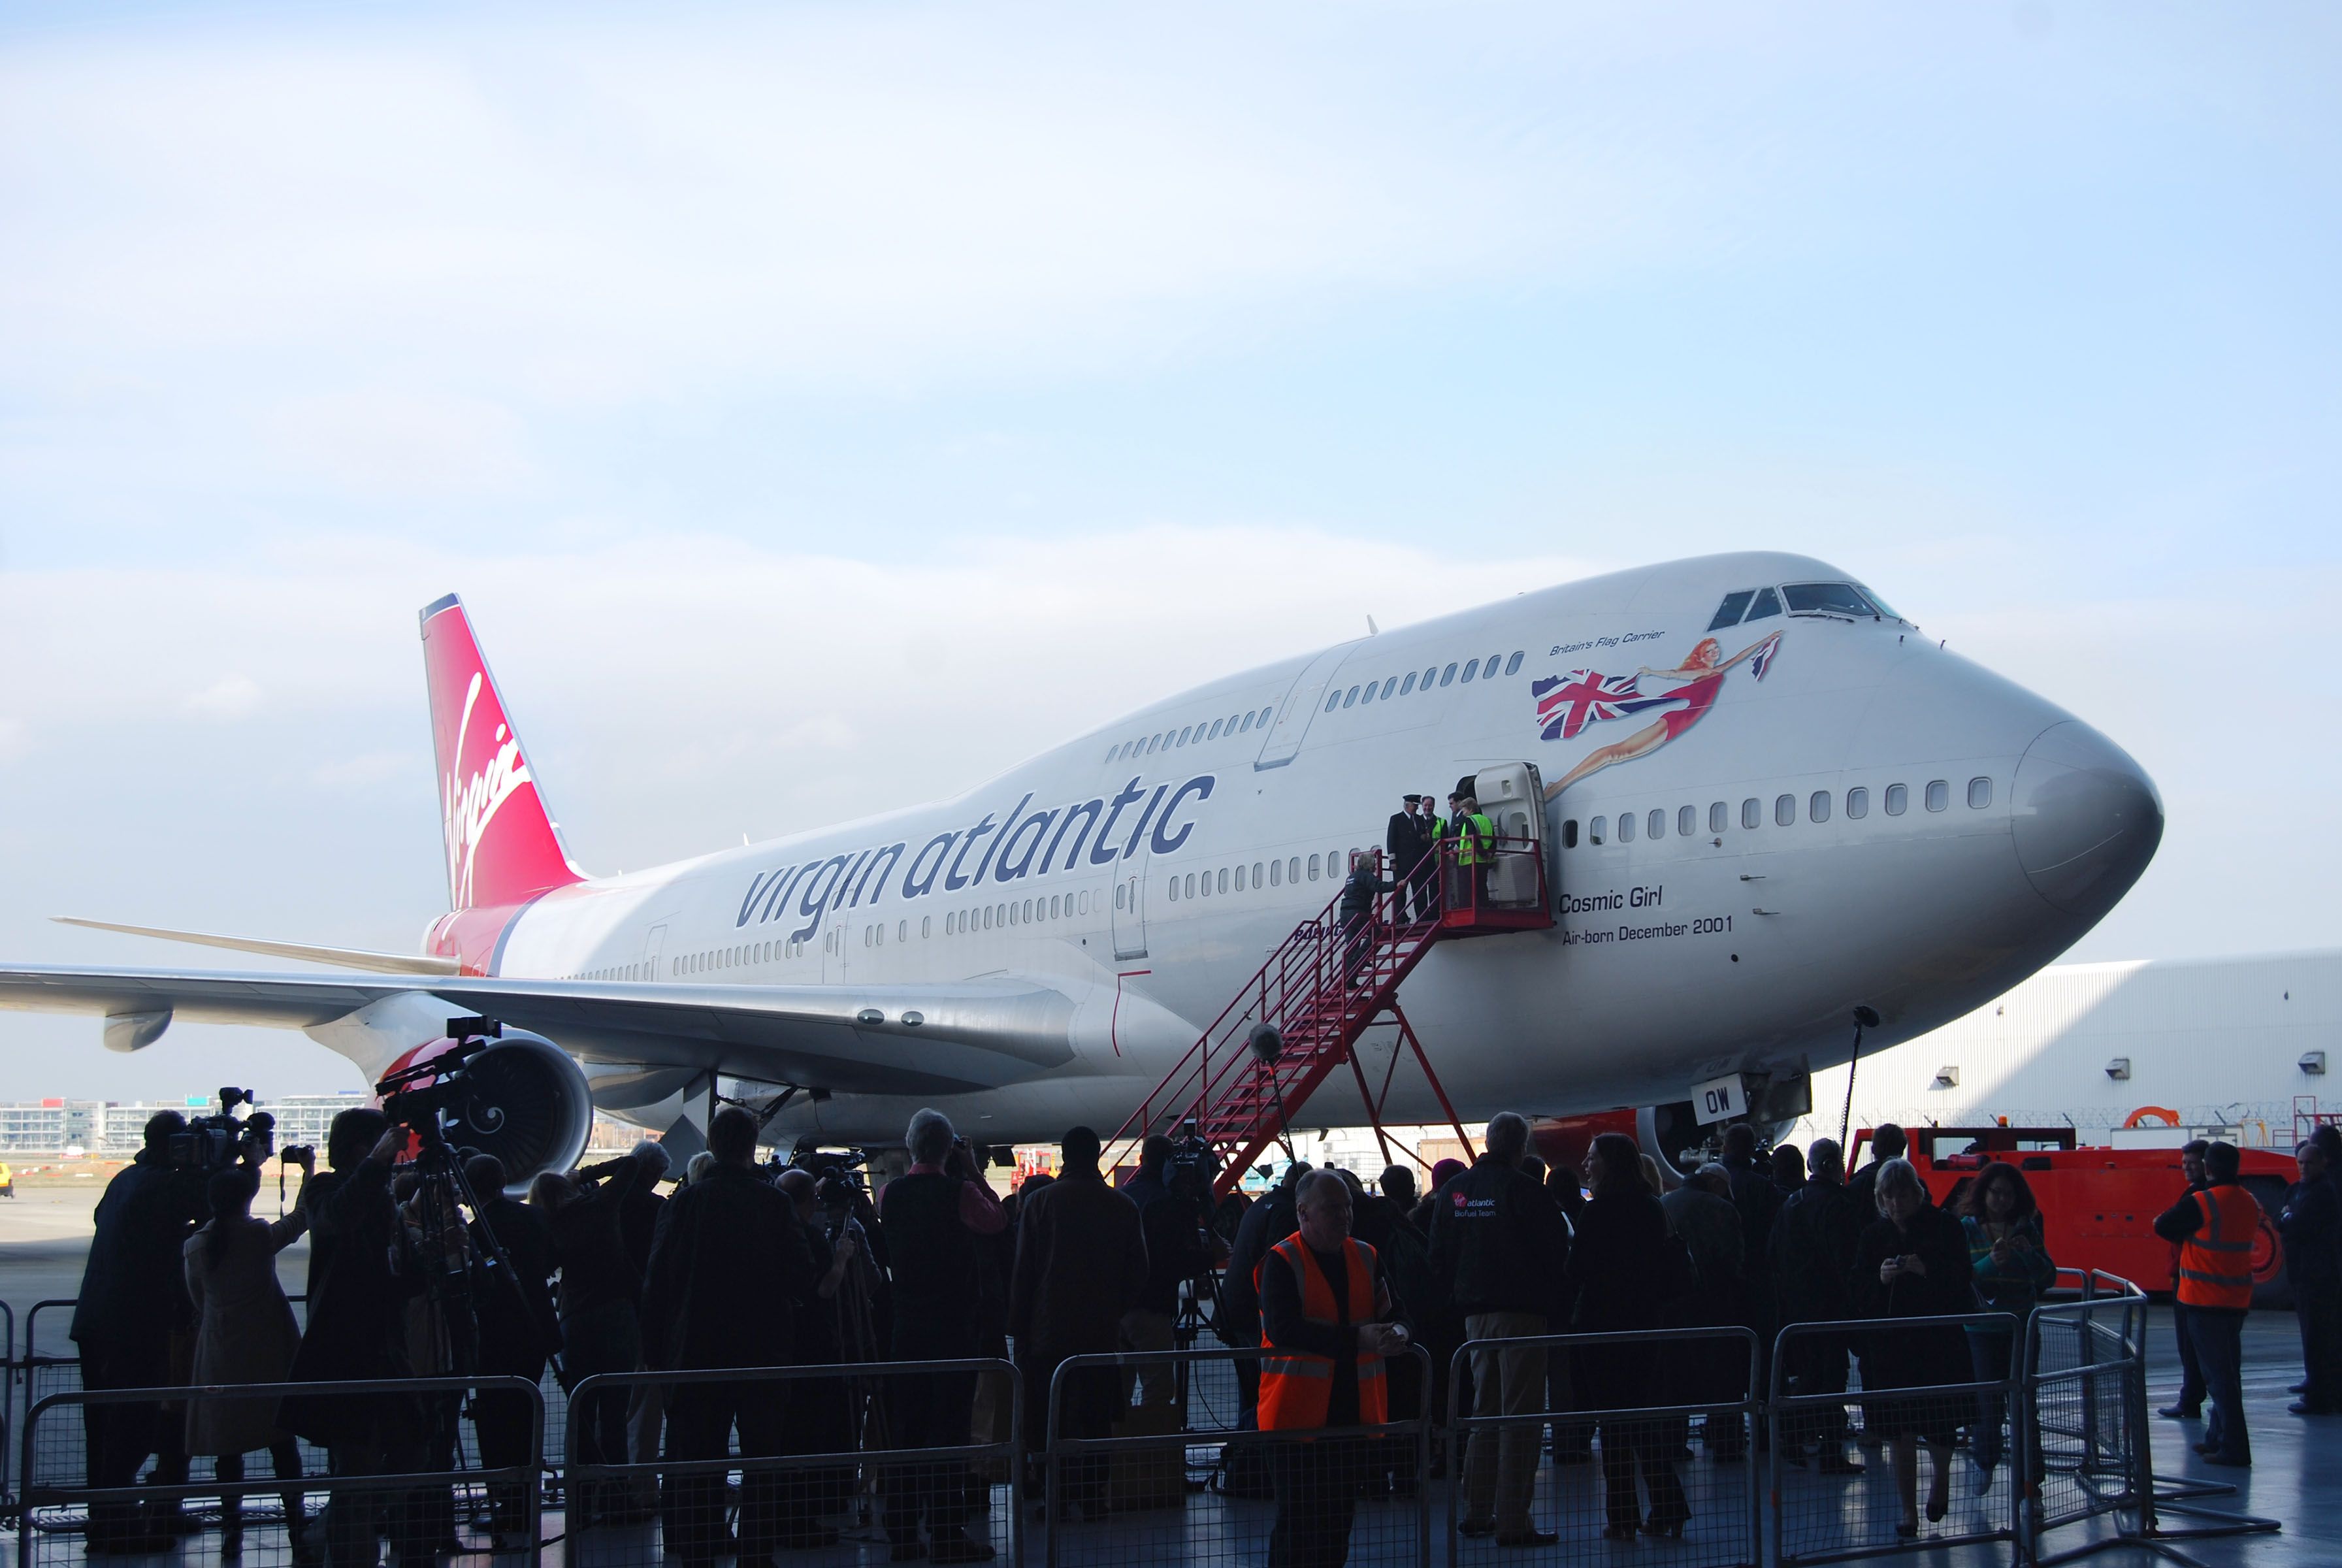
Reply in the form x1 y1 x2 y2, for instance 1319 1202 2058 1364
1447 790 1497 916
1385 795 1436 923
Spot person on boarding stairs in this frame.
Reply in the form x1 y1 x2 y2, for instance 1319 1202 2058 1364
1849 1158 1972 1536
1337 850 1393 986
1384 794 1436 923
2155 1140 2262 1467
1258 1171 1405 1568
1959 1162 2055 1486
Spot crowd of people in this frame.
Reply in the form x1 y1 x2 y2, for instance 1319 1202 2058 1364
65 1101 2342 1568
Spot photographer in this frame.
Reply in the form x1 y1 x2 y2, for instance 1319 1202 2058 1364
287 1108 429 1568
1121 1135 1214 1411
73 1110 206 1553
877 1111 1006 1564
530 1145 653 1523
777 1168 864 1509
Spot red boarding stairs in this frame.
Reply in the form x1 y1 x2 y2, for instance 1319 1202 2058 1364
1106 838 1552 1199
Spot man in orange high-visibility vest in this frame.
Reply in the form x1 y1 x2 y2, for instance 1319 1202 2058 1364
2153 1140 2263 1467
1258 1171 1407 1568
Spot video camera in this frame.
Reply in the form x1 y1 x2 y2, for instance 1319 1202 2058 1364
376 1019 500 1134
1166 1117 1216 1190
170 1087 277 1172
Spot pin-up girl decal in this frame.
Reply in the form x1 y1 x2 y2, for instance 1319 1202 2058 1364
1535 630 1781 800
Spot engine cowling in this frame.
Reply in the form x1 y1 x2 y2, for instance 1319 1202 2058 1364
378 1030 594 1190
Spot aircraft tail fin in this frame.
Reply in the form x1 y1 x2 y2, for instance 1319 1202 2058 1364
418 594 587 911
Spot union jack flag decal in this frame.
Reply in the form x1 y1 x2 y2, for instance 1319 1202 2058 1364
1746 632 1781 680
1532 670 1672 742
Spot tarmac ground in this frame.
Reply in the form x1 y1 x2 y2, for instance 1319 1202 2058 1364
0 1184 2329 1565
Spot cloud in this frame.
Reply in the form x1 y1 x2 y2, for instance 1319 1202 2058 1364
264 391 533 495
180 675 262 720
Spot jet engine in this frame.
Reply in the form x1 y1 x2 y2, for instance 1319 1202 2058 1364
377 1028 594 1189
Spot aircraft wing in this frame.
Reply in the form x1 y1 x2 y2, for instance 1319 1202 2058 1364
0 965 1082 1098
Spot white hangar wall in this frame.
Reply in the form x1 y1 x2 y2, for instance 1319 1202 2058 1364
1787 949 2342 1151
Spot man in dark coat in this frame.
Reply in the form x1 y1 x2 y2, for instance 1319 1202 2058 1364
287 1109 427 1568
1337 851 1395 985
1009 1126 1148 1517
1719 1122 1785 1416
72 1111 205 1551
1768 1139 1866 1472
640 1106 825 1563
1384 794 1435 922
2280 1138 2342 1415
1661 1162 1748 1458
1425 1112 1567 1546
877 1110 1008 1563
463 1154 558 1549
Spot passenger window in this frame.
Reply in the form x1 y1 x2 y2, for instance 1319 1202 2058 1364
1440 662 1458 687
1678 805 1696 838
1024 898 1035 921
1846 787 1868 819
1342 685 1360 708
1227 713 1240 733
1742 798 1761 830
1269 859 1282 887
1379 677 1396 699
1240 711 1256 732
1288 856 1300 883
1618 811 1636 843
1810 791 1831 823
1167 879 1178 903
1324 691 1341 712
1116 885 1126 909
1421 666 1437 689
1708 590 1754 630
1217 868 1230 894
1360 683 1376 705
1235 865 1246 891
1460 658 1479 683
1309 855 1320 880
1563 819 1579 849
1885 783 1908 816
1103 745 1116 764
1049 896 1060 919
1709 802 1727 834
1776 794 1796 826
1927 779 1950 811
1744 587 1783 623
898 920 907 942
1253 862 1264 885
1968 777 1992 809
1400 672 1418 694
1186 873 1197 898
1258 706 1273 727
1146 734 1161 753
1505 651 1524 676
1208 719 1224 740
1484 650 1501 673
1644 808 1662 840
1179 726 1194 745
922 917 931 938
1589 816 1606 845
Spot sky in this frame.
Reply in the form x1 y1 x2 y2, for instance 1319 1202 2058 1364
2 1 2337 1100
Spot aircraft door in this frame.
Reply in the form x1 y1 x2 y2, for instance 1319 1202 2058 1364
822 905 852 983
642 924 666 983
1112 857 1149 961
1474 762 1548 907
1253 641 1363 770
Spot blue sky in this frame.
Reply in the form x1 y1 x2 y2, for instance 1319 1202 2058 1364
2 1 2336 1098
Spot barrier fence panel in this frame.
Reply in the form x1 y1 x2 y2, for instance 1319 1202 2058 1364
17 1373 542 1568
1768 1313 2022 1567
1445 1328 1760 1568
1047 1343 1431 1568
0 1300 14 1516
565 1358 1021 1568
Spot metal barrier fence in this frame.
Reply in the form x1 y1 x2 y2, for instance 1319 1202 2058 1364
17 1372 542 1568
1769 1312 2023 1567
1047 1343 1432 1568
1447 1328 1761 1568
565 1359 1020 1568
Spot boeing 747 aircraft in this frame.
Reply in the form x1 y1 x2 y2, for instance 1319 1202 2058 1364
0 553 2162 1181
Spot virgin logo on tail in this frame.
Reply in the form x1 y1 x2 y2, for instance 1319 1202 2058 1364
419 595 585 913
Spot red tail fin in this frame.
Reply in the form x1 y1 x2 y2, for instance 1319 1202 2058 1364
419 594 586 911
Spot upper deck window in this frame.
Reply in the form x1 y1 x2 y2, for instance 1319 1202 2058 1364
1783 581 1883 619
1708 590 1755 630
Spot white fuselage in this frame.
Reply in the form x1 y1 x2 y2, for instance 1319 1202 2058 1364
477 551 2159 1146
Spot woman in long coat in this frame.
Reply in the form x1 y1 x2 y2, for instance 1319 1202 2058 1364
183 1159 313 1560
1849 1158 1976 1536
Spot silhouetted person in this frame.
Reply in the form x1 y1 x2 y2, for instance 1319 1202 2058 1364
463 1154 557 1549
640 1106 826 1562
1338 850 1394 985
1770 1143 1806 1200
1663 1162 1749 1460
73 1111 205 1552
2283 1138 2342 1414
1009 1126 1147 1518
1844 1123 1908 1216
2154 1140 2262 1467
1427 1111 1566 1546
1567 1134 1692 1539
532 1145 651 1519
877 1109 1007 1563
1768 1139 1864 1473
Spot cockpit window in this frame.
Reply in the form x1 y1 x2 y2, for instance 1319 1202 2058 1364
1708 590 1754 630
1743 586 1783 623
1783 581 1881 619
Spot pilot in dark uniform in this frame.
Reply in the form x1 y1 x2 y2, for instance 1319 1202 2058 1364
1384 795 1435 923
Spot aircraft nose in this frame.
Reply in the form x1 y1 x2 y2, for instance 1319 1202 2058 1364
2010 721 2163 919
